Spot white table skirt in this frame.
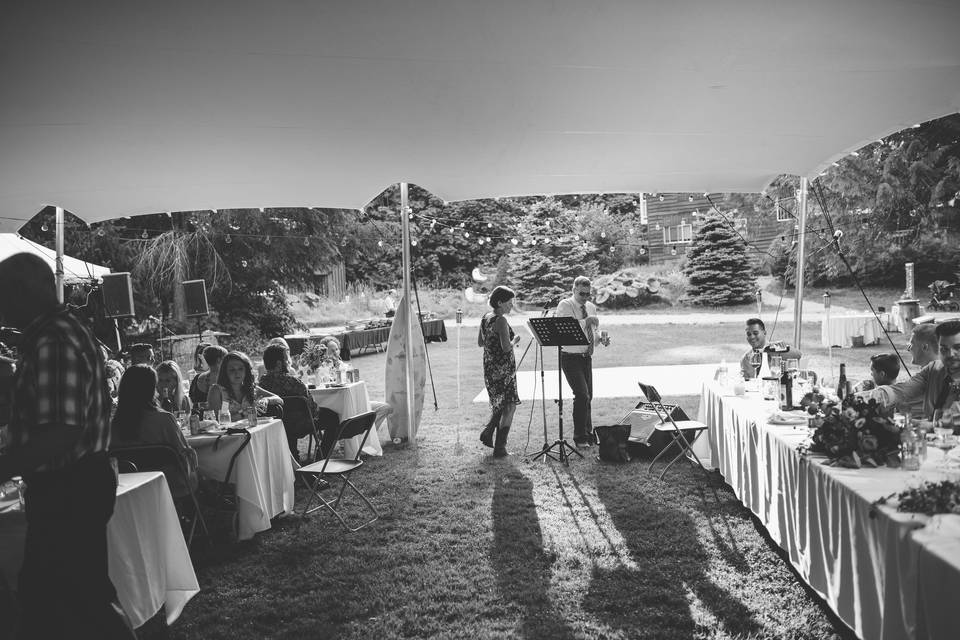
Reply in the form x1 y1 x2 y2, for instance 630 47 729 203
821 313 891 348
309 382 382 458
0 471 199 629
188 418 295 540
109 472 199 627
698 381 959 640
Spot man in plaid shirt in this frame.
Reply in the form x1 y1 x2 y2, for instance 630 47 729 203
0 253 134 639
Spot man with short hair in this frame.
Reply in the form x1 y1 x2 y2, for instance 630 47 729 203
128 342 155 366
740 318 768 380
857 319 960 431
853 353 901 392
907 323 938 367
0 253 135 638
555 276 609 448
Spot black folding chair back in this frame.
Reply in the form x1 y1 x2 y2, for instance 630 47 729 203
281 395 321 463
109 443 209 547
295 410 379 531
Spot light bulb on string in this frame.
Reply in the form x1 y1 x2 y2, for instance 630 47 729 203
97 228 106 237
225 234 232 244
609 246 616 253
464 232 470 238
688 195 694 202
411 239 418 246
141 230 148 239
241 259 248 268
41 223 48 232
478 238 484 245
487 222 493 228
264 236 271 246
659 194 664 202
629 228 635 234
303 237 310 247
639 246 647 255
670 246 677 256
378 240 384 248
511 238 518 245
600 231 606 238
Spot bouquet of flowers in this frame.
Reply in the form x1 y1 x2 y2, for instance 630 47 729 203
874 480 960 516
298 342 326 372
799 393 901 468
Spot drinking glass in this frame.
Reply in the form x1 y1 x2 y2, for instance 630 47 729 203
769 355 782 377
932 433 957 472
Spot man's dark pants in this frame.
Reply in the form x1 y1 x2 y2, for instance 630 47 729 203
560 353 593 443
19 453 134 639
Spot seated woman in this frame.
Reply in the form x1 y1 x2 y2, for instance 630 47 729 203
207 351 282 421
157 360 192 415
111 364 198 500
189 344 227 411
259 344 340 460
318 335 342 365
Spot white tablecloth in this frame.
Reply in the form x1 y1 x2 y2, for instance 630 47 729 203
309 382 382 458
698 381 960 640
188 418 295 540
109 472 199 627
0 471 199 629
821 313 891 347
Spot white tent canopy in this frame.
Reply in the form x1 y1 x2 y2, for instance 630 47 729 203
0 233 110 283
1 0 958 230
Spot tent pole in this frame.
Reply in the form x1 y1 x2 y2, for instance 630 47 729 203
793 177 809 351
55 206 65 304
400 183 416 446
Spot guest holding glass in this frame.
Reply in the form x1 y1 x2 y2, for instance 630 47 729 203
207 351 282 421
111 364 198 502
157 360 192 415
478 286 521 457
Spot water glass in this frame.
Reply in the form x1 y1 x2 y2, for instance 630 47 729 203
769 355 782 377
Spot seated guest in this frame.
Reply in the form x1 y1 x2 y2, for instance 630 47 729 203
857 319 960 431
157 360 192 415
256 336 290 379
189 344 227 410
907 323 938 367
853 353 901 392
207 351 282 421
111 364 198 499
740 318 768 379
258 344 340 461
319 335 343 365
128 342 155 366
102 347 125 401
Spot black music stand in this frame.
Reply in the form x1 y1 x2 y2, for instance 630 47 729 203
528 316 590 464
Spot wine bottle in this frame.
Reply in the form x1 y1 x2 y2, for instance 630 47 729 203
837 363 847 400
779 364 793 410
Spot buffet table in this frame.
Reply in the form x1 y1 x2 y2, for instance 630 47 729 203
286 318 447 360
188 418 295 540
821 312 892 348
309 381 382 458
698 381 959 640
0 471 199 629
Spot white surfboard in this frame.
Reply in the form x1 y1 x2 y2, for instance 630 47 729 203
384 295 427 441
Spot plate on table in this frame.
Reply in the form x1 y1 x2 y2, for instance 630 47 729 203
325 382 346 388
767 411 810 426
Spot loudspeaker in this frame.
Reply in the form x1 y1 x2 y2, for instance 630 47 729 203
101 272 135 318
182 280 209 317
620 402 690 450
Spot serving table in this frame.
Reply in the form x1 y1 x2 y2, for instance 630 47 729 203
821 312 892 348
698 381 959 640
188 418 295 540
286 318 447 360
0 471 199 629
309 381 382 458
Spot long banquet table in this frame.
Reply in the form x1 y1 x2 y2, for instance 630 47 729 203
821 312 892 348
0 471 199 629
188 418 295 540
698 381 959 640
286 318 447 360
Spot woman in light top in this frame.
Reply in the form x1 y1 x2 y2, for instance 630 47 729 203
157 360 192 415
207 351 282 421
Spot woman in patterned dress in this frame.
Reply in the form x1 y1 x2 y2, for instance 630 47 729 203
478 286 521 457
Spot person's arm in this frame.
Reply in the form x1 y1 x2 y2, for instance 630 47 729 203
477 316 486 347
254 385 282 405
494 316 513 352
857 363 931 410
206 384 223 413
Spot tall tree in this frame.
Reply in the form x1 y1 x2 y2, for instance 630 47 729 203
683 214 756 306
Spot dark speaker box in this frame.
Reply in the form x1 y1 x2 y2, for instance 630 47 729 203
182 280 209 317
620 402 690 451
101 272 135 318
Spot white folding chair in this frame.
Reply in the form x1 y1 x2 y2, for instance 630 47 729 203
637 382 709 480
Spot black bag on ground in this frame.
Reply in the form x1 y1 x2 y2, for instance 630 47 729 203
594 424 631 463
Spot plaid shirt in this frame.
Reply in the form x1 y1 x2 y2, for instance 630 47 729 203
258 371 320 416
8 306 112 471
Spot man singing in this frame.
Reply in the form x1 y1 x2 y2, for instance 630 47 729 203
555 276 609 448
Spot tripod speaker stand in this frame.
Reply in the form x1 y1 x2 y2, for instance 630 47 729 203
527 316 590 465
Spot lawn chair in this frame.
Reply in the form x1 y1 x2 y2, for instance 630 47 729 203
109 443 209 548
281 395 321 465
295 411 380 531
635 382 709 481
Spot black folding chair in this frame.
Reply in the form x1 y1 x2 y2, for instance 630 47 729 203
109 443 208 547
295 411 379 531
636 382 709 481
281 396 321 465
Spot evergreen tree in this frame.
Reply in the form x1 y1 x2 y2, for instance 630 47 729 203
682 214 756 305
506 198 599 305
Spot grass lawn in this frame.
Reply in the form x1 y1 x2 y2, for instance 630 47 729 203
168 316 864 640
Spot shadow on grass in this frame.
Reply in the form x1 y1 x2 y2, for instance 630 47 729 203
584 470 762 639
490 467 576 640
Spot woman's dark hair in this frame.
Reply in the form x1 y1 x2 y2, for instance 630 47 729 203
217 351 256 403
263 344 289 373
202 344 228 367
488 285 516 309
111 364 159 440
194 341 211 361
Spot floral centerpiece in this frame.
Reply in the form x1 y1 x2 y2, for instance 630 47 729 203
798 393 901 468
298 342 326 372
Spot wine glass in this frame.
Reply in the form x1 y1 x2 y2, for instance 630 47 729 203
769 355 782 377
931 429 957 472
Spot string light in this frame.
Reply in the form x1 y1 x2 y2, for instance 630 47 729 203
659 195 665 202
378 240 384 247
600 231 606 238
41 223 48 232
225 234 232 244
411 239 418 246
264 236 271 246
141 230 148 239
688 195 694 202
511 238 518 245
639 246 647 255
303 237 310 247
241 259 248 268
97 228 106 237
670 246 677 256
